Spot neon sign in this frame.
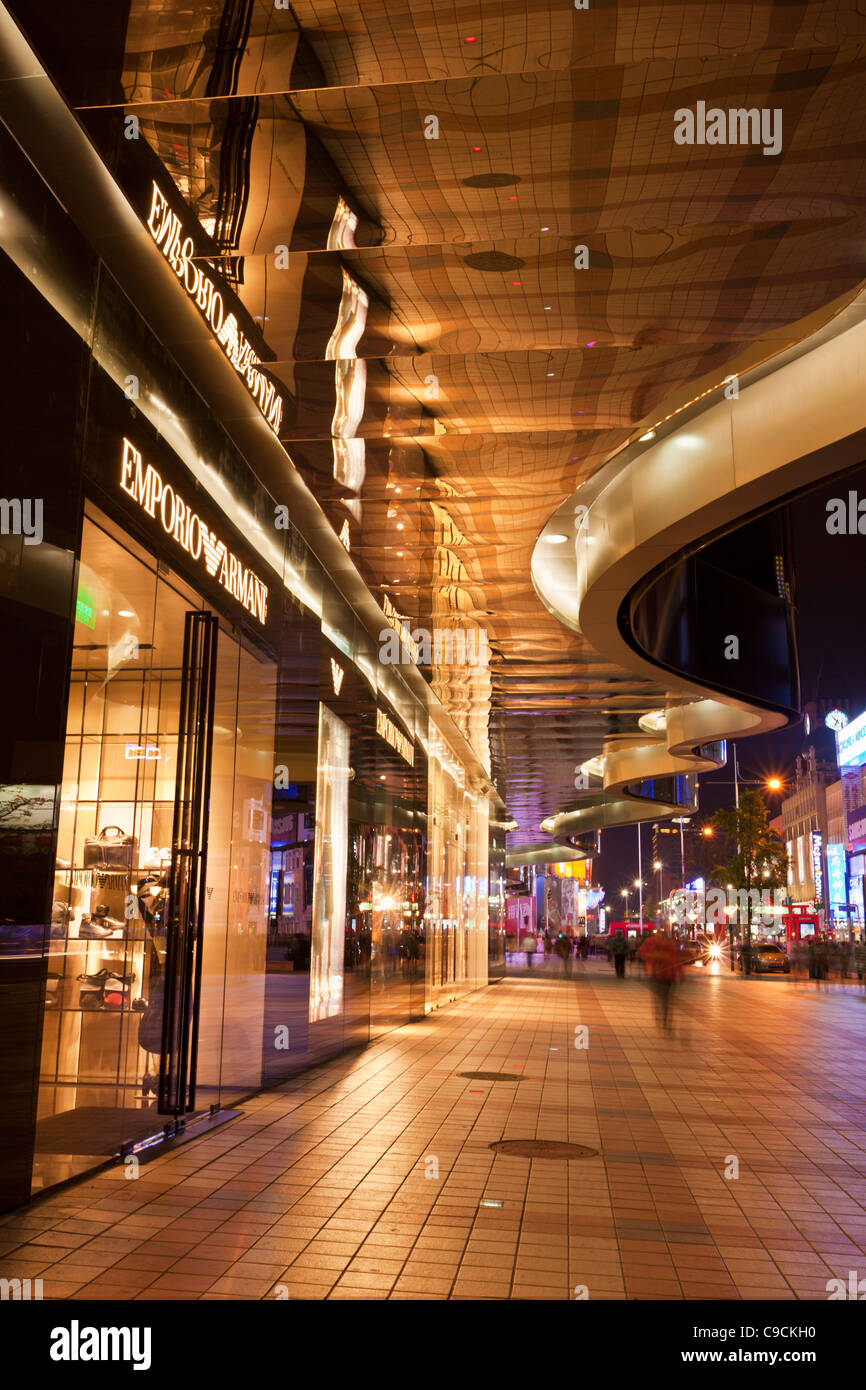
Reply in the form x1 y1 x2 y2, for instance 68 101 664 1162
145 182 284 436
120 439 268 625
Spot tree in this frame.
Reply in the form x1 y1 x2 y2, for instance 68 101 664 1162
709 789 788 971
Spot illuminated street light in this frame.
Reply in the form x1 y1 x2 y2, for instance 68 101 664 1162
767 777 782 791
702 826 714 837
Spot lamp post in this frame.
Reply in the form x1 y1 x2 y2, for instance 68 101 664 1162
621 887 630 919
636 822 643 928
654 860 663 924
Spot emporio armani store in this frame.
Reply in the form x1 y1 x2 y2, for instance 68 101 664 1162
0 29 503 1211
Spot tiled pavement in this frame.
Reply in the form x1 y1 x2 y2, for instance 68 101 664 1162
4 961 866 1301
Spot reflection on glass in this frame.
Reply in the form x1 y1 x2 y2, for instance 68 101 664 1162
309 703 349 1022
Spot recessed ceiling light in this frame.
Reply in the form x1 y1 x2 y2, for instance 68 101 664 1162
543 533 568 545
118 610 134 617
396 523 404 530
639 429 656 441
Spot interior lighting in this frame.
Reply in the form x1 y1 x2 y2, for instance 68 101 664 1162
464 35 478 43
639 429 656 441
543 533 568 545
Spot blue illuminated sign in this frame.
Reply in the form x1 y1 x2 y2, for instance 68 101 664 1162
837 709 866 767
827 843 847 912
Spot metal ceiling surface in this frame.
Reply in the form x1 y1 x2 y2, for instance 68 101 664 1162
48 0 866 848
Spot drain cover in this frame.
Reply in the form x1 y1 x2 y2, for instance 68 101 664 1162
463 251 525 272
489 1140 599 1159
461 173 521 189
459 1071 522 1081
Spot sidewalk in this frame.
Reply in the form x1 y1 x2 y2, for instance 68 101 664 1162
2 962 866 1300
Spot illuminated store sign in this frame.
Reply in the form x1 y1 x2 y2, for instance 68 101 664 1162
376 708 415 766
120 439 268 625
145 182 284 436
827 843 847 912
810 831 824 904
837 709 866 766
381 593 420 664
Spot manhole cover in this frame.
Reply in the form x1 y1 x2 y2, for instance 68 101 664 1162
463 251 525 272
461 173 521 189
489 1140 599 1159
459 1071 522 1081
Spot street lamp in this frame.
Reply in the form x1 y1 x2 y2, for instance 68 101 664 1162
620 887 630 918
702 826 714 837
653 859 663 922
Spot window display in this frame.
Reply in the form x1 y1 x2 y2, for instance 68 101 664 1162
34 505 274 1190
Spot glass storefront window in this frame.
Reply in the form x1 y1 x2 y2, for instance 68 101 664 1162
34 505 274 1192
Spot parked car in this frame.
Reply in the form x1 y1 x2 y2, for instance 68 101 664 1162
736 941 791 974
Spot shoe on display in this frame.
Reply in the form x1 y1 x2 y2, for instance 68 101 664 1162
78 916 123 940
103 973 134 993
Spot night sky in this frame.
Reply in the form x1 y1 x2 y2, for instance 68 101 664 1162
595 460 866 909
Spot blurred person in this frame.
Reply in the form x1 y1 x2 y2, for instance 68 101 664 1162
555 932 573 977
638 929 683 1030
611 931 628 979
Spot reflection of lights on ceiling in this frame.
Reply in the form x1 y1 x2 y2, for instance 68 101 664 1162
118 610 134 618
543 533 568 545
639 429 656 441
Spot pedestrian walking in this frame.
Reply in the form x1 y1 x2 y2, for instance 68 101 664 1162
638 930 683 1030
611 932 628 979
555 932 573 977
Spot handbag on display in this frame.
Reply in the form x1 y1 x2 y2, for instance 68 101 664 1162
83 826 138 871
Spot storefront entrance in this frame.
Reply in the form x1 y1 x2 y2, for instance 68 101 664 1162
35 505 275 1193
